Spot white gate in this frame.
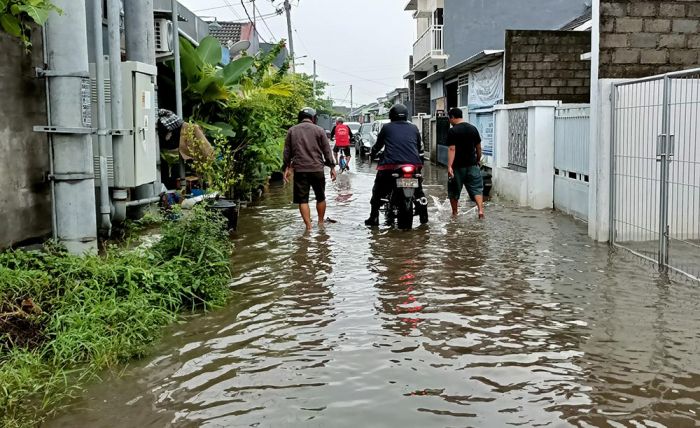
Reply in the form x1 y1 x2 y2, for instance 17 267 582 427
554 105 590 220
611 69 700 282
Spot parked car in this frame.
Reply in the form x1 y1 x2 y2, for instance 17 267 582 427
356 123 373 157
369 119 391 159
346 121 362 135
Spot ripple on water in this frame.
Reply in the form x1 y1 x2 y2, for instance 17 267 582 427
46 165 700 428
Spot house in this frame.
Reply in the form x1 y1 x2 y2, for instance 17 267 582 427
208 21 260 63
385 88 411 114
404 0 591 117
349 103 380 124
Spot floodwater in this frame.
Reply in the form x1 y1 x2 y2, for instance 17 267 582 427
47 160 700 427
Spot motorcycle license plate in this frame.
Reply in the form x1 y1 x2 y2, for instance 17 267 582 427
396 178 419 188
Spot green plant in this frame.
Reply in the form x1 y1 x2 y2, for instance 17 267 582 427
172 37 332 200
0 207 233 427
0 0 61 48
178 35 254 123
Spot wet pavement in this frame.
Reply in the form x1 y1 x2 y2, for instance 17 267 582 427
47 159 700 427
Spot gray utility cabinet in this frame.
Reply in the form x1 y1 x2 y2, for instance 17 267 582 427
90 58 158 188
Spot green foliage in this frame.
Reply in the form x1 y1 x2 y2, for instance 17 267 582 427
0 207 233 427
0 0 61 49
174 37 332 200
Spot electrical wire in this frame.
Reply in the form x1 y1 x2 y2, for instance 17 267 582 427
240 0 270 44
254 1 278 41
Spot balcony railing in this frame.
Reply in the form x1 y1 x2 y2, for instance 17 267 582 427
413 25 444 66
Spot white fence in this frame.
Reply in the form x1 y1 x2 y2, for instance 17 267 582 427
554 105 590 220
492 101 558 209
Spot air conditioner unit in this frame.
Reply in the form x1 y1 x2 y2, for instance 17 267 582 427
154 18 173 54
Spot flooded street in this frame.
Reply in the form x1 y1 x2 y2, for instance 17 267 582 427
48 161 700 427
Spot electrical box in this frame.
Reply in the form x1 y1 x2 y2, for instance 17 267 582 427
91 58 158 188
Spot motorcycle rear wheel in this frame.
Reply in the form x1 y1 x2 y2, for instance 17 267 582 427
396 204 413 230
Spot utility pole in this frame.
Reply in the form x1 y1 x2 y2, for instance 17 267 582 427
350 85 353 114
43 0 98 253
170 0 186 192
312 60 316 99
284 0 296 73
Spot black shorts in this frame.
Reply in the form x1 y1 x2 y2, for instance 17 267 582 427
293 171 326 204
333 146 351 156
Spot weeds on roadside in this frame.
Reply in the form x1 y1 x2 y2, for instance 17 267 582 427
0 206 233 427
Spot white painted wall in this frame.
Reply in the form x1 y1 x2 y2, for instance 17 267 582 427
589 79 615 242
527 102 558 209
554 176 589 221
491 102 558 210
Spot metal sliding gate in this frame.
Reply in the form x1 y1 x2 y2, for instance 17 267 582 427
611 69 700 281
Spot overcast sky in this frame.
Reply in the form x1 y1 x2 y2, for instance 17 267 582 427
179 0 415 107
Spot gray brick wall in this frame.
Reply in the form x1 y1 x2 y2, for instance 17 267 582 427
411 70 430 115
0 30 52 248
505 30 591 104
600 1 700 78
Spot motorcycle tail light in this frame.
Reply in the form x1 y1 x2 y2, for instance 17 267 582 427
401 166 415 177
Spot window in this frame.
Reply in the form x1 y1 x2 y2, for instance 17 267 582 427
458 74 469 107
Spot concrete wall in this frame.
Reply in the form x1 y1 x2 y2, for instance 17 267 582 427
600 0 700 78
443 0 590 67
505 30 592 104
492 102 559 210
0 30 52 248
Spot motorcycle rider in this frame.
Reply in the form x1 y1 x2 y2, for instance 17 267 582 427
330 117 353 171
365 103 428 226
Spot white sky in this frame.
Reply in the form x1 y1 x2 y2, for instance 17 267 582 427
179 0 415 107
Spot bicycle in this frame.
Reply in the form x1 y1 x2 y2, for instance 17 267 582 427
338 149 349 173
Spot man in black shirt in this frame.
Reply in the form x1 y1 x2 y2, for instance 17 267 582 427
447 108 485 218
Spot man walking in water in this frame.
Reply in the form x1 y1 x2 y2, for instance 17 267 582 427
447 108 485 219
330 117 353 171
283 107 337 230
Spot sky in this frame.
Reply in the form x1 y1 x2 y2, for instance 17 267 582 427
179 0 415 107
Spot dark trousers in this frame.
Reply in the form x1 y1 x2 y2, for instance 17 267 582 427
370 170 426 211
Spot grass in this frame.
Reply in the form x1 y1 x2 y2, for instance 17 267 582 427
0 206 233 427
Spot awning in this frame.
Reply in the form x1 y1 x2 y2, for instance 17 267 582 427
417 50 503 85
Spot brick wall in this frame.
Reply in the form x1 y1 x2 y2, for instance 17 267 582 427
505 30 592 104
0 30 52 248
600 1 700 78
412 70 430 115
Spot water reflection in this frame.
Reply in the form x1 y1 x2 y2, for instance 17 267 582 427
45 164 700 428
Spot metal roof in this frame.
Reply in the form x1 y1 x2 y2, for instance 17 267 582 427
417 50 503 85
559 6 592 31
209 21 251 46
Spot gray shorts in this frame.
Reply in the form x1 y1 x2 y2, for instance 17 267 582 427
448 166 483 201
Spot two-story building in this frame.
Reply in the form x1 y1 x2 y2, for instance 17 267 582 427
404 0 590 117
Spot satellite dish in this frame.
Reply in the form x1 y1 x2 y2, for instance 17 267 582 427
228 40 251 53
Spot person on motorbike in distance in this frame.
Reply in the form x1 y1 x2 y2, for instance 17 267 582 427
330 117 353 171
364 103 428 226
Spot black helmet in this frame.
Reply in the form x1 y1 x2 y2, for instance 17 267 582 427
298 107 317 123
389 104 409 122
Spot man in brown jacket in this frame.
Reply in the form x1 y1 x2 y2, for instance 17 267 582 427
283 108 337 230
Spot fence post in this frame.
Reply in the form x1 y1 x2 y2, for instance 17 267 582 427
659 75 672 270
526 101 558 210
609 85 617 244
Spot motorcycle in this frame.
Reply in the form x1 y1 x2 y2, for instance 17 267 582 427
370 153 428 230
